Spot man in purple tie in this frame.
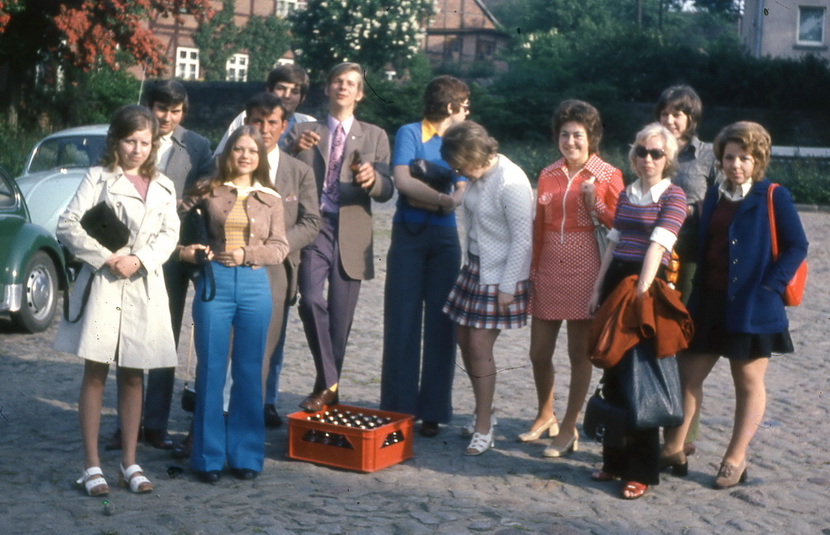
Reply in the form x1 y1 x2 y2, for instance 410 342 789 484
288 62 394 411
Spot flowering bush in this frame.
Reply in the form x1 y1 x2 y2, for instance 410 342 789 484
291 0 433 79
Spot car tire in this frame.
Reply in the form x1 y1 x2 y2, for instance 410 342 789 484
12 250 59 333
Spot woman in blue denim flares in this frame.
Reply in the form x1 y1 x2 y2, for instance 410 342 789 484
178 126 289 482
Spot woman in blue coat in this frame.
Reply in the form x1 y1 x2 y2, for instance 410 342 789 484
662 122 808 489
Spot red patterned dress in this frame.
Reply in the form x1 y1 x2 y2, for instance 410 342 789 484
529 154 623 320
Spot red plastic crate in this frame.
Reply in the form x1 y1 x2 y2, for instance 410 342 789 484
287 404 413 472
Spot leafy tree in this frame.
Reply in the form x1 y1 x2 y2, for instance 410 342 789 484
0 0 212 123
290 0 434 80
192 0 238 81
238 15 293 81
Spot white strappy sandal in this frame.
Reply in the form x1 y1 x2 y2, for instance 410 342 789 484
76 466 109 497
119 463 153 494
460 407 497 437
464 427 495 456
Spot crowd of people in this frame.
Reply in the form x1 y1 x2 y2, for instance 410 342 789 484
56 63 808 500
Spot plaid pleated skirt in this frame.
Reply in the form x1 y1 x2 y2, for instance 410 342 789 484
442 254 529 329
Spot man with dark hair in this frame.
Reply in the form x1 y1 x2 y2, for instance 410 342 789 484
215 64 315 155
106 79 213 452
221 92 320 426
288 62 394 412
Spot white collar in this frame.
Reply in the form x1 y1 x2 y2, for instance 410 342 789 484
718 180 752 201
626 178 672 205
223 180 280 198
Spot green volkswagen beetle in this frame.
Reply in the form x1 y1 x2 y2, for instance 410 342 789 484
0 165 67 332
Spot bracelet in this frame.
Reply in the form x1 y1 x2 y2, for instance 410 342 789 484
437 192 444 204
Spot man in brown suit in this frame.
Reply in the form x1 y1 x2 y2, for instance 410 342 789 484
288 62 394 411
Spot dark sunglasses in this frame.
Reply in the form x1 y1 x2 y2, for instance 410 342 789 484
635 146 666 160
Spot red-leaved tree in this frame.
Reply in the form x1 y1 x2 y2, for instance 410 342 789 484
0 0 213 122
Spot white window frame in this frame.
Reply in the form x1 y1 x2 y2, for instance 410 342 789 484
275 0 304 17
176 47 200 80
797 6 826 46
226 53 249 82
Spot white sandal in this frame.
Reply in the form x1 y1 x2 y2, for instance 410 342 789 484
76 466 109 497
119 463 153 494
460 408 497 437
464 427 495 456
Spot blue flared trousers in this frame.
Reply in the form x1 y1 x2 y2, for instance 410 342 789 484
190 263 272 473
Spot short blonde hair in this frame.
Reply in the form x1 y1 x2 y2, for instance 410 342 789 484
713 121 771 182
628 122 679 179
440 120 498 170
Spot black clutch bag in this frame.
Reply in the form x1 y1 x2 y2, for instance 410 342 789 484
583 386 628 447
80 201 130 252
409 158 455 192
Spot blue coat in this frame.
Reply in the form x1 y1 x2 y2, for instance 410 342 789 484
689 179 808 334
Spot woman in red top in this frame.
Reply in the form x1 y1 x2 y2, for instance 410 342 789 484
523 100 623 457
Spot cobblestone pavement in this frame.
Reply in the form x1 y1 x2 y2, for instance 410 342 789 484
1 199 829 535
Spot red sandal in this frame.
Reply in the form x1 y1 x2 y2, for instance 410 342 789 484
620 481 648 500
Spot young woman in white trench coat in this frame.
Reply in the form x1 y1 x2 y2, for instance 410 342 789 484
55 105 180 496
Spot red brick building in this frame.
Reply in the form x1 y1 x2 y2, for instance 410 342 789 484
423 0 509 72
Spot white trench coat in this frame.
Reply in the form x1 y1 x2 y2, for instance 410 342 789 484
54 166 180 369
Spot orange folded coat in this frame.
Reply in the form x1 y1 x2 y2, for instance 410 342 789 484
587 275 694 369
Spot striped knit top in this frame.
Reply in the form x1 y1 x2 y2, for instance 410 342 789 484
607 178 687 266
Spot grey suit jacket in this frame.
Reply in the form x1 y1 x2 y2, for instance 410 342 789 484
287 119 393 280
273 149 321 302
165 125 214 198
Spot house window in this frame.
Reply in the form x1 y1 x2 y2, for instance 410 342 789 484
226 53 249 82
176 47 200 80
797 6 825 45
276 0 304 17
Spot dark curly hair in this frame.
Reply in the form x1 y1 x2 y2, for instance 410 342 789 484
552 99 603 156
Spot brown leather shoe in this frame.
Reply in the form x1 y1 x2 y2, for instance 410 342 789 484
143 428 174 450
299 388 338 412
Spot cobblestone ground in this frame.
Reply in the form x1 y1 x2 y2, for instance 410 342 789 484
1 199 828 535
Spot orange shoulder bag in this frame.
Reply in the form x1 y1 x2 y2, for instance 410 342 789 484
767 183 807 306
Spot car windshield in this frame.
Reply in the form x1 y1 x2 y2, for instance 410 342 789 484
27 135 106 173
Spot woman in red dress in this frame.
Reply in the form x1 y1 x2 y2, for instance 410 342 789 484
522 100 623 457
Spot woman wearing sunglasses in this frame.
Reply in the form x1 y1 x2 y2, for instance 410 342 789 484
587 122 687 499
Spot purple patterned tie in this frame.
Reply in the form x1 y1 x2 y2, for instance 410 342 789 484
323 123 345 209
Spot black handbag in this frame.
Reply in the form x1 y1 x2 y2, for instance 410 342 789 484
80 201 130 252
64 201 131 323
182 205 215 302
583 386 628 447
618 341 684 430
409 158 455 192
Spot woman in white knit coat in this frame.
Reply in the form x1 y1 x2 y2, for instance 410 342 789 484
441 121 534 455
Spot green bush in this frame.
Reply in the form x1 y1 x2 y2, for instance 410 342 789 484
0 124 45 176
769 158 830 206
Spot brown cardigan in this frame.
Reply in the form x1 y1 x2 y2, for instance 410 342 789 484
180 184 289 267
588 275 694 369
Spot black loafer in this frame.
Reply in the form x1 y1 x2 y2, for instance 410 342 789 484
231 468 258 480
171 433 193 459
420 421 440 438
264 404 283 428
196 470 221 483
